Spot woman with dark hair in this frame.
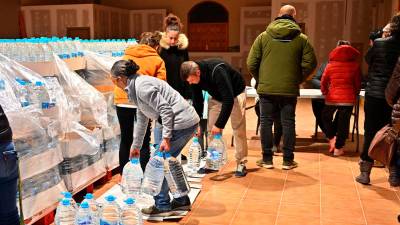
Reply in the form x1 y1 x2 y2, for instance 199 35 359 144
111 59 199 216
155 13 191 149
0 104 20 225
356 14 400 186
114 31 166 172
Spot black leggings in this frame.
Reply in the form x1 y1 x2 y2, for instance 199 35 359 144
361 96 392 162
116 106 151 173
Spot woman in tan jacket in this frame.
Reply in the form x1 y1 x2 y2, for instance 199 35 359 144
114 31 166 172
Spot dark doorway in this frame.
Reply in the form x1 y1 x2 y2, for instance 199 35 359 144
188 1 229 52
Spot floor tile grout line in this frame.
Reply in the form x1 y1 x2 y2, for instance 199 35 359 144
183 191 210 225
348 156 368 225
228 172 255 225
274 169 289 225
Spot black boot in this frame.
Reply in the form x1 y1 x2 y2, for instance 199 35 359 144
389 165 400 187
355 160 373 185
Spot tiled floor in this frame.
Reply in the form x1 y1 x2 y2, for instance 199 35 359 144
94 99 400 225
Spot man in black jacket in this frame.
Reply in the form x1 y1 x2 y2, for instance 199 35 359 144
0 104 20 225
181 59 248 177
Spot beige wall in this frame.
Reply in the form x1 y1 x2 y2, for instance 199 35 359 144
0 0 20 38
100 0 271 48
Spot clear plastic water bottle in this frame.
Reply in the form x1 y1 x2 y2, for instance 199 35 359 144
141 151 164 196
31 81 49 109
99 195 120 225
164 153 191 198
120 198 143 225
55 199 76 225
206 134 226 170
121 158 143 198
82 193 100 224
76 201 95 225
15 78 30 107
188 137 202 174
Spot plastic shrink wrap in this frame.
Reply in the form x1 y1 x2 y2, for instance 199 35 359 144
78 51 122 170
0 54 67 219
53 54 107 191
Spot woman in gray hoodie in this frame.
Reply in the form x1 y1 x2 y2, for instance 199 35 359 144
111 59 199 216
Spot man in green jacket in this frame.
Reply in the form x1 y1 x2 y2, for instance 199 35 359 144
247 4 317 170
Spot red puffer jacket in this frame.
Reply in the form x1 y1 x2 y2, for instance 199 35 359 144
321 45 361 105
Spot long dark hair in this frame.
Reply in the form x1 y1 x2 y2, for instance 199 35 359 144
391 14 400 37
110 59 140 78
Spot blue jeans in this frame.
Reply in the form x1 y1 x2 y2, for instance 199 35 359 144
154 125 197 210
0 142 20 225
153 121 163 146
259 95 297 162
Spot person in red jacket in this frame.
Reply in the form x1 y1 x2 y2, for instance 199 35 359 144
321 40 361 156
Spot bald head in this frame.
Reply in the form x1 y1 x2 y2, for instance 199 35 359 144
279 5 296 17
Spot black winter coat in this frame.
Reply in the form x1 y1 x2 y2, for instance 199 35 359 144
192 58 245 129
0 105 12 143
159 33 191 99
365 35 400 99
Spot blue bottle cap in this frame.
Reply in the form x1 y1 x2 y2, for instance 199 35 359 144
156 151 163 157
35 81 43 86
62 192 72 199
165 153 171 158
130 158 139 164
193 137 199 143
124 198 135 205
85 193 94 200
105 195 116 202
61 199 70 206
214 134 222 139
80 201 89 209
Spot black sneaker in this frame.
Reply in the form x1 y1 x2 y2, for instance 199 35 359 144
256 159 274 169
171 199 191 211
197 167 218 174
141 205 173 217
282 160 298 170
235 163 247 177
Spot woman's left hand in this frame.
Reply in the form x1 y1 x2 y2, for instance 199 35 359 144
159 138 171 152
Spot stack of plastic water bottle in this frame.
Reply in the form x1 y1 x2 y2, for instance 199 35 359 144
55 192 143 225
0 37 137 62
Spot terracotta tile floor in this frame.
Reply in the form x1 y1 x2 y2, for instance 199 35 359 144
93 98 400 225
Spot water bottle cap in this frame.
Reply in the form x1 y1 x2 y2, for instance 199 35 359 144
193 137 199 143
214 134 222 139
130 158 139 164
80 201 89 209
35 81 43 86
156 151 163 157
105 195 116 202
85 193 94 199
165 153 171 158
62 192 72 199
61 199 70 206
124 198 135 205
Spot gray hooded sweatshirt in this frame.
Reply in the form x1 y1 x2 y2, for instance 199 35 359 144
125 75 200 149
